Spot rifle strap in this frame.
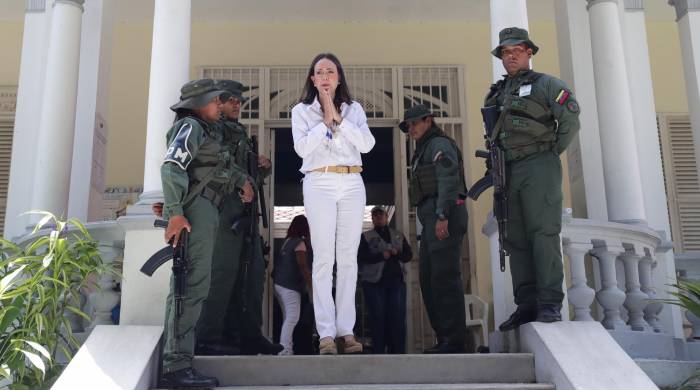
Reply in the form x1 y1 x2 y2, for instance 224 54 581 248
183 160 225 208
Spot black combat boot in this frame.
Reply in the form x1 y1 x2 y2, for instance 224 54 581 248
195 339 241 356
423 337 466 354
536 304 562 323
161 367 219 389
241 334 284 355
498 304 537 331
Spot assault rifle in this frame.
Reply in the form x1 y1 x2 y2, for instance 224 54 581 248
141 219 189 343
468 105 508 272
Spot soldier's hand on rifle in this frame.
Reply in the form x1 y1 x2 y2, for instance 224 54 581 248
152 202 164 217
165 215 191 247
239 180 254 203
436 219 450 241
258 155 271 169
382 250 391 260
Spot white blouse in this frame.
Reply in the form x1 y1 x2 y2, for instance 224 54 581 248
291 98 376 173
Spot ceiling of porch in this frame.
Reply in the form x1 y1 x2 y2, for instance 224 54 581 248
0 0 677 22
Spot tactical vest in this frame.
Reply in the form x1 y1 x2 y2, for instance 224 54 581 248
360 228 406 283
223 120 252 168
181 117 236 195
408 129 467 207
485 72 557 161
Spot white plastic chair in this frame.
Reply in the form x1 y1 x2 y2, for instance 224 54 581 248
464 294 489 348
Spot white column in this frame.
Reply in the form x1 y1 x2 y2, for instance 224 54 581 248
670 0 700 188
4 0 53 239
137 0 191 209
68 0 115 222
117 0 192 326
489 0 528 82
620 1 673 234
30 0 85 218
554 0 608 221
586 0 647 224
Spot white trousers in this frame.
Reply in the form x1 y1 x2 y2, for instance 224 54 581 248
303 172 366 339
274 284 301 353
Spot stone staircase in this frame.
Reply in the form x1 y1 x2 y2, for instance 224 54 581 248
152 353 554 390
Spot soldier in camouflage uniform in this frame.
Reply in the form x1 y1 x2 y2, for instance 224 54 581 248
195 80 282 356
401 104 469 354
159 79 231 388
485 28 581 331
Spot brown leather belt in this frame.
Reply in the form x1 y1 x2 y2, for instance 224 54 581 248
310 165 363 174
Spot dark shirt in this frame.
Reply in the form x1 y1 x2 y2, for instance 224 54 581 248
358 226 412 282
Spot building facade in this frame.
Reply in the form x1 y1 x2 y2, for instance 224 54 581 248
1 0 699 353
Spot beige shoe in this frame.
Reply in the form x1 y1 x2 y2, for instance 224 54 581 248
339 335 363 354
319 337 337 355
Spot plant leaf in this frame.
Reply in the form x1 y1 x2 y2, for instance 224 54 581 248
19 349 45 375
0 264 27 295
0 305 20 332
29 212 54 235
0 364 10 380
41 253 53 268
23 340 50 361
65 305 90 322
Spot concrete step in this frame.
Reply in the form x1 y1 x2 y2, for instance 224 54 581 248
191 354 538 387
210 385 555 390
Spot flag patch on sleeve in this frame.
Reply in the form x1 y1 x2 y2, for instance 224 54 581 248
555 89 571 105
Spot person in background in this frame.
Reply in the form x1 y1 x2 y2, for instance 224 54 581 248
358 206 412 354
272 215 313 355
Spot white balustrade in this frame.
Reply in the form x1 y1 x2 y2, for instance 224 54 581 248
591 240 629 330
620 244 651 331
640 248 663 333
562 238 595 321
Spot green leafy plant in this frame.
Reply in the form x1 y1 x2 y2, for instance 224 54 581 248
0 212 114 389
660 280 700 390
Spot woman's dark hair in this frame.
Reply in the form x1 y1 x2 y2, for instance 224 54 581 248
287 215 312 254
300 53 353 109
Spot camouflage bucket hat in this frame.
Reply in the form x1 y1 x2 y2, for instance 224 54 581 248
170 78 224 111
215 79 249 103
399 104 435 133
491 27 539 59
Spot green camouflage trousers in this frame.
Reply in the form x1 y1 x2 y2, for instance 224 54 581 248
162 195 219 373
505 150 565 306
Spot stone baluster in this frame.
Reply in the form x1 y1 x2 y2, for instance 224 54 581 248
86 243 122 332
592 240 628 330
563 238 595 321
620 243 652 331
640 247 663 333
687 310 700 340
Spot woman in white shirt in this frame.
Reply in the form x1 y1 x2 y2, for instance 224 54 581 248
292 53 375 355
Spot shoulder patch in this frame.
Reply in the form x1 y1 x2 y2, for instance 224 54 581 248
566 100 580 113
164 122 193 169
555 89 571 105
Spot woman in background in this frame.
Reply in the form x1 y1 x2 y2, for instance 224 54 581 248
273 215 313 355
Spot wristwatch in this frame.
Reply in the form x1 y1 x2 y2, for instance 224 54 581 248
437 213 447 221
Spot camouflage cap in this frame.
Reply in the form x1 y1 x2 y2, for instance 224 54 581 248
215 79 249 103
491 27 539 59
399 104 435 133
170 78 224 111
